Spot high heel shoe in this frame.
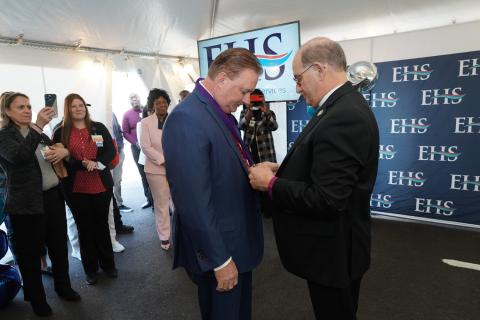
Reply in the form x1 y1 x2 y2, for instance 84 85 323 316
85 273 98 285
160 240 170 251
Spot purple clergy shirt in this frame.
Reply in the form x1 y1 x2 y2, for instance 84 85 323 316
122 108 141 145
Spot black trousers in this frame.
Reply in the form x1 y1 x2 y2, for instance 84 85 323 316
131 144 153 204
307 277 362 320
5 186 71 303
190 271 253 320
69 189 115 274
112 196 123 229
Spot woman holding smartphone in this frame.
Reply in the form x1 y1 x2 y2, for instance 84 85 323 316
53 93 117 286
0 92 80 317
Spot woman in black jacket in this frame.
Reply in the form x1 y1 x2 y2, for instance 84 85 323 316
0 92 80 317
53 93 117 286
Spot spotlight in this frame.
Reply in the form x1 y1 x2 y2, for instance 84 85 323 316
15 34 24 45
74 39 82 49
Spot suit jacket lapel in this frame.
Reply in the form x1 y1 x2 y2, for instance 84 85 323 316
195 91 250 176
147 114 157 130
277 109 327 173
278 82 355 173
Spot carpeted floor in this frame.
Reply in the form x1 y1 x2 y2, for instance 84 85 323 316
2 187 480 319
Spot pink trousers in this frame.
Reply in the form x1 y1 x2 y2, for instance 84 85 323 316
146 173 171 241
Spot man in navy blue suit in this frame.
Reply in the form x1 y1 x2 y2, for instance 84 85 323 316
162 48 264 320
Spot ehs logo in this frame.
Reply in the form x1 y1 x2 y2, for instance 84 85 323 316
393 64 433 82
391 118 430 134
458 58 479 77
370 194 394 208
421 87 465 105
388 171 426 187
418 146 461 162
415 198 455 216
363 92 398 108
290 120 308 133
203 33 292 80
379 145 396 160
454 117 480 133
450 174 480 192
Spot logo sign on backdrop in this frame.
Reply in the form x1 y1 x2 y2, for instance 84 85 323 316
197 21 300 102
287 50 480 228
286 96 308 150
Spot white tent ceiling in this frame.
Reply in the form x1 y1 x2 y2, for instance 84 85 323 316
1 0 480 59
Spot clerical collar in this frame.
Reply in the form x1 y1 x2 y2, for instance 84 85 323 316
195 78 254 167
199 80 215 102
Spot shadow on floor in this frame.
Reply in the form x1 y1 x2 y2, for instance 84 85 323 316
2 186 479 319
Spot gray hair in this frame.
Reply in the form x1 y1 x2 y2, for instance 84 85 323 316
300 37 347 72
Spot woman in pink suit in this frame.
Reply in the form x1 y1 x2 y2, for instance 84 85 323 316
140 89 171 250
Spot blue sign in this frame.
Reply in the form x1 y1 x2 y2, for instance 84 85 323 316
198 21 300 102
286 96 308 151
287 51 480 228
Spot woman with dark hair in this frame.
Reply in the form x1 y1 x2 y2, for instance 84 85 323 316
140 89 171 250
53 93 117 285
136 102 153 175
0 92 80 317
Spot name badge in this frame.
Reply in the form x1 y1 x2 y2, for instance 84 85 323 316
249 119 256 127
92 135 104 147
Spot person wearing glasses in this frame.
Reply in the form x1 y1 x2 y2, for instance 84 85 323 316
238 89 278 164
248 37 379 320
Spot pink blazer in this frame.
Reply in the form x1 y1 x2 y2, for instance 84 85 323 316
140 114 166 175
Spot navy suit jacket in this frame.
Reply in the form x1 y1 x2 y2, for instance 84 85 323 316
162 86 263 275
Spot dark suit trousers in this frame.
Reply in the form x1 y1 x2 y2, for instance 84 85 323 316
5 186 71 303
69 190 115 274
43 186 72 290
112 196 123 228
131 144 153 204
190 271 252 320
5 214 46 303
307 278 362 320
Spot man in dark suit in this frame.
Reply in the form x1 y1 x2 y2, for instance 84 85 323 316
162 48 264 320
249 37 379 319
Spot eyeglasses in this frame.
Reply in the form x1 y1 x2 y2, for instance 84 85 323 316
293 64 314 84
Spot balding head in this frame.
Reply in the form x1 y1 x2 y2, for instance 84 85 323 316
299 37 347 72
292 37 348 107
129 93 141 109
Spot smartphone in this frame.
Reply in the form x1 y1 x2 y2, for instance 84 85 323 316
44 93 58 118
